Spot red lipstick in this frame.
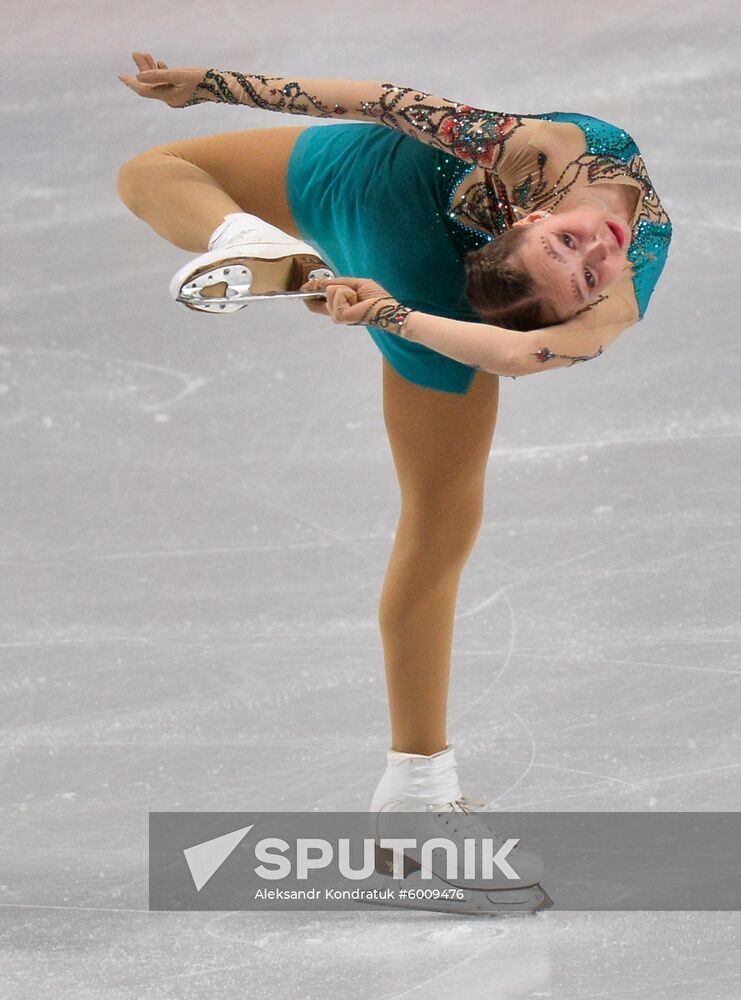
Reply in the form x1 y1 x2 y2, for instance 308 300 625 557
606 221 626 250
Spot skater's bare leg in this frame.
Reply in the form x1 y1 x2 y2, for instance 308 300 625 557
116 126 309 293
379 359 500 756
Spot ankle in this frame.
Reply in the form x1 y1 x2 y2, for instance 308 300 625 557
390 741 449 757
370 743 462 811
208 211 290 251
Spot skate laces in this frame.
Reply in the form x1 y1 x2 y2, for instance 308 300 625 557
426 795 487 813
428 795 489 817
457 795 487 812
427 795 506 845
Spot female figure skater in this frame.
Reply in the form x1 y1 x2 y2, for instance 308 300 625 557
117 53 671 914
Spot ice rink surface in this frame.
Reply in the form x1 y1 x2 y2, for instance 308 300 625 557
2 0 739 996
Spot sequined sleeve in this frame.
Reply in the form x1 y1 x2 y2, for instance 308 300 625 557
183 71 531 171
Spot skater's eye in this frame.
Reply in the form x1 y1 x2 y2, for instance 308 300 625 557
560 234 596 293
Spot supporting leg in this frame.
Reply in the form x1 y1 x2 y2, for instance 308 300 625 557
378 358 500 755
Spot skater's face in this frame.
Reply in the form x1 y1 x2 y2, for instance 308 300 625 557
514 209 629 322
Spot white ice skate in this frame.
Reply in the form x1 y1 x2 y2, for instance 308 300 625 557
368 745 552 915
169 212 335 313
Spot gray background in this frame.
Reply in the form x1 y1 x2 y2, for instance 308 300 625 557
1 0 739 996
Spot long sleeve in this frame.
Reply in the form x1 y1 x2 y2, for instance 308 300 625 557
184 70 537 173
185 72 671 349
376 306 624 377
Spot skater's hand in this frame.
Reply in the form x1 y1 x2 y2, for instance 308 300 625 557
117 52 208 108
301 276 403 328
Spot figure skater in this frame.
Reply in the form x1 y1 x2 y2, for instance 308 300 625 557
117 53 671 914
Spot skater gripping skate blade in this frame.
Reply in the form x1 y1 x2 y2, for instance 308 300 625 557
169 212 335 313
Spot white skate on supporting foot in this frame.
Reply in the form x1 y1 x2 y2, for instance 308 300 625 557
367 745 552 916
169 213 334 313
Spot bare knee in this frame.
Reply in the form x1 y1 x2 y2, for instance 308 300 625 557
116 151 177 213
117 154 152 212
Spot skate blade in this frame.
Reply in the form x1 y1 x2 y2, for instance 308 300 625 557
371 844 552 915
176 253 333 312
176 289 328 307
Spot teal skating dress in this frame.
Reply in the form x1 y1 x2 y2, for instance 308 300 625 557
285 111 671 395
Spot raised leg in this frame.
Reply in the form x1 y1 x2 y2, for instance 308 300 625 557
379 358 500 756
115 125 309 251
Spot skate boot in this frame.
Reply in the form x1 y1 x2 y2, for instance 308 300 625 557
368 745 552 915
169 212 335 313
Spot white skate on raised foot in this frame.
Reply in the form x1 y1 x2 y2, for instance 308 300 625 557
169 212 335 313
367 745 552 916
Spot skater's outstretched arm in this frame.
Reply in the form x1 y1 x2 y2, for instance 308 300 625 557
303 276 623 377
118 52 529 171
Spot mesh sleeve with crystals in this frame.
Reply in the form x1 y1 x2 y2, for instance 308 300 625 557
184 71 671 336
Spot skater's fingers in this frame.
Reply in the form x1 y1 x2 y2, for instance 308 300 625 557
323 276 387 298
136 68 175 86
298 280 328 312
132 51 168 71
326 285 362 323
323 276 363 290
118 73 172 99
132 51 156 71
325 285 346 311
118 74 148 95
302 297 330 316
